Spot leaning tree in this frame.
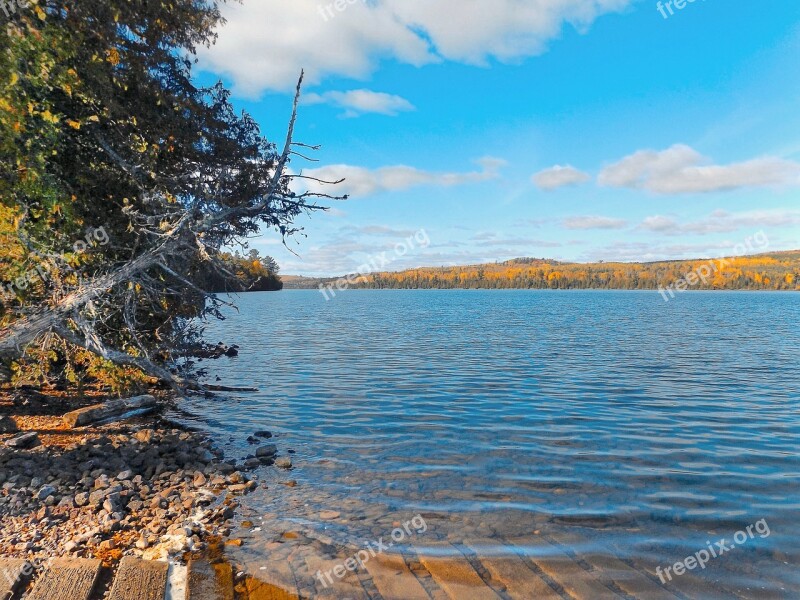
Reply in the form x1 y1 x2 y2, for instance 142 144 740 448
0 0 343 389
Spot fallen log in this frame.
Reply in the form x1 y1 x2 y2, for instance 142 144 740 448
202 384 258 393
62 395 157 428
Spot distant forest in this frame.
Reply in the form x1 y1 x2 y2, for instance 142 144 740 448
202 250 283 293
284 251 800 292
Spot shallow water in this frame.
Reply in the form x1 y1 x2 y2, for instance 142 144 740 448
173 290 800 598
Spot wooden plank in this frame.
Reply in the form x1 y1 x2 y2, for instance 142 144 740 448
244 559 299 600
415 545 501 600
108 557 168 600
0 559 30 600
27 558 101 600
506 537 622 600
577 553 680 600
62 395 156 427
301 550 370 599
244 576 300 600
187 559 234 600
463 540 561 600
363 553 429 600
545 530 679 600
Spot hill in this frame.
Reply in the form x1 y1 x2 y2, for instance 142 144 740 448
284 250 800 293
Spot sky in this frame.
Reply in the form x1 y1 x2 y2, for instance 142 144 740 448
197 0 800 276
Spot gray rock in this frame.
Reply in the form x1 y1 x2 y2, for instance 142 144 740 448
0 416 18 434
255 444 278 459
5 432 39 449
88 489 107 506
103 492 123 514
37 485 57 501
74 492 89 507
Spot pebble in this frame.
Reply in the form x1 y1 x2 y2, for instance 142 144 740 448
274 457 292 469
0 422 260 562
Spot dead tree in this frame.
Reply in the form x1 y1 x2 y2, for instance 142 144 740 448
0 73 345 391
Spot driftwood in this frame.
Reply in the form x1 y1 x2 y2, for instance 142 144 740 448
62 395 157 428
202 384 258 393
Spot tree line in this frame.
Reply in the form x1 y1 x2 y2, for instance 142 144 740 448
343 252 800 291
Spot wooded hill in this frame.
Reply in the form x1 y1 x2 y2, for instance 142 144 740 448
285 250 800 292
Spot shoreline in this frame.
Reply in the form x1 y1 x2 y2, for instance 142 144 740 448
0 386 281 597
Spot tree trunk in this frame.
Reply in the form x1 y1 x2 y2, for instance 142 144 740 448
0 249 161 361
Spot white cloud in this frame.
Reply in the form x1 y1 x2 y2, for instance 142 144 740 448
200 0 635 96
639 209 800 235
532 165 591 190
299 157 504 198
639 215 679 232
563 215 628 230
304 89 415 117
599 144 800 194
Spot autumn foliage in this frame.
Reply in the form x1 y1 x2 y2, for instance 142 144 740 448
349 251 800 291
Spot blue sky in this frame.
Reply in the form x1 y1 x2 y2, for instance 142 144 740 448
198 0 800 276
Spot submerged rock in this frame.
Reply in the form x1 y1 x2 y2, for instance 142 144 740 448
255 444 277 459
274 457 292 470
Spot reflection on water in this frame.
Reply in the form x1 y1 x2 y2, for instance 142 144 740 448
170 290 799 598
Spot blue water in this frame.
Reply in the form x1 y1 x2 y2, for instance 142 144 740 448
176 290 800 597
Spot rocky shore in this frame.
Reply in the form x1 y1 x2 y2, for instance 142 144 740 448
0 391 283 568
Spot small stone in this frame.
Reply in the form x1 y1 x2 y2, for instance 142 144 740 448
320 510 341 520
254 431 272 439
89 489 107 506
103 493 123 514
98 539 116 551
274 457 292 469
5 432 39 449
74 492 89 507
37 485 57 501
0 416 18 434
134 429 154 443
117 470 133 481
135 537 149 550
192 472 207 487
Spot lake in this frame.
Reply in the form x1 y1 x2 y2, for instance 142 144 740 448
172 290 799 599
